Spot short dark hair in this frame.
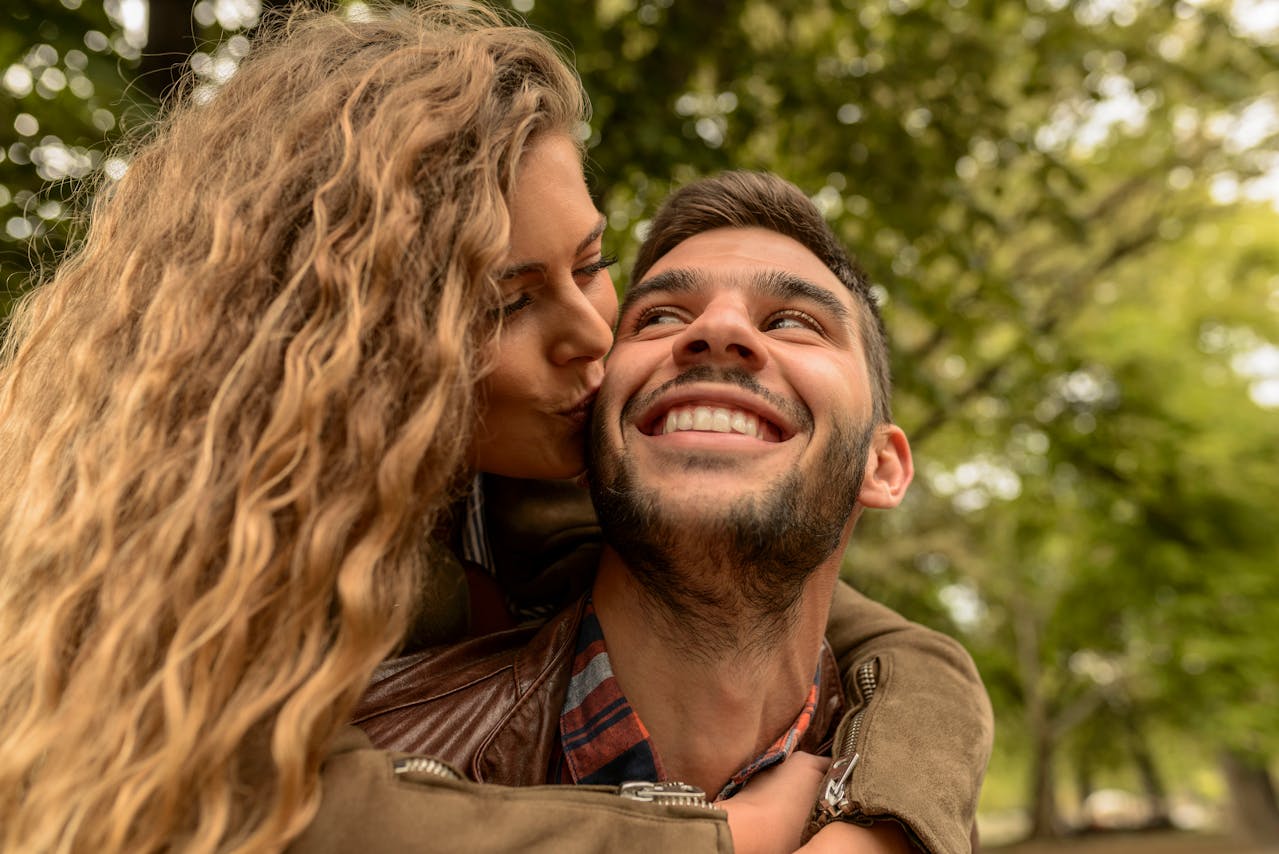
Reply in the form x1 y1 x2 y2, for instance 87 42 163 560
632 171 893 424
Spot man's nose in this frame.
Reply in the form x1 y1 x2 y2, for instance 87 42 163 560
549 285 613 366
672 300 767 372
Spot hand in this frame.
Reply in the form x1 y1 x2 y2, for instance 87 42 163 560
719 751 829 854
798 820 915 854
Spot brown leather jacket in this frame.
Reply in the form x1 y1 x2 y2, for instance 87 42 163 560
355 583 993 853
354 595 846 785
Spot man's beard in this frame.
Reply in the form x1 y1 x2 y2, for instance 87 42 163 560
588 367 873 656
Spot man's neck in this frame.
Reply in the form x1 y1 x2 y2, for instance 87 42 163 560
590 548 839 797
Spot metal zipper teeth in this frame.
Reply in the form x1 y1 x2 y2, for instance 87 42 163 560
393 756 462 780
647 795 721 810
838 658 880 758
818 657 880 819
618 781 723 811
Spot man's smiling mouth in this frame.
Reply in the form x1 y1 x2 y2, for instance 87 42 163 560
624 368 807 445
644 403 784 442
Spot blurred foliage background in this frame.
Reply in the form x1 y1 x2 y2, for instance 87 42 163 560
3 0 1277 847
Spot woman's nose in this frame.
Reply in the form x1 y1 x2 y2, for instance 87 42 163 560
549 284 614 366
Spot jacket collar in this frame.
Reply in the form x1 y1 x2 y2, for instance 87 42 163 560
474 596 589 783
474 595 845 785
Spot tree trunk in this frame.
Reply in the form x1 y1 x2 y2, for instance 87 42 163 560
1220 749 1279 845
1012 599 1062 838
136 0 198 103
1028 727 1062 838
1074 753 1094 825
1124 712 1173 828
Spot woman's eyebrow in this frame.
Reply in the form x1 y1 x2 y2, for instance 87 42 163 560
576 215 607 254
498 214 607 280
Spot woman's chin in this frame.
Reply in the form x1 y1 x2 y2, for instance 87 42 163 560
477 455 587 483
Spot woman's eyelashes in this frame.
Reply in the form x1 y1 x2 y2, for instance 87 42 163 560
500 293 534 318
575 253 617 281
498 252 615 319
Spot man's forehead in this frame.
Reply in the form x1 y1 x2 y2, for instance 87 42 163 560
633 226 854 310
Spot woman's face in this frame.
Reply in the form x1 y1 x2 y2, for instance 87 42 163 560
471 133 618 479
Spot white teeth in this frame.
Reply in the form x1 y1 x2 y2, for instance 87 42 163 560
658 404 773 440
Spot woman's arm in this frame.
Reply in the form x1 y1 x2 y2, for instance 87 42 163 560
297 727 829 854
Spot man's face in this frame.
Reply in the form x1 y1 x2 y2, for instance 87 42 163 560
589 226 908 613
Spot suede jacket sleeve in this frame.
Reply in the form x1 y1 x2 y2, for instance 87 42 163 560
291 726 732 854
819 581 994 853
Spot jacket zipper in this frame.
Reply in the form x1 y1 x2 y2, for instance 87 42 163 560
819 657 879 819
618 781 722 811
391 762 721 813
393 756 463 780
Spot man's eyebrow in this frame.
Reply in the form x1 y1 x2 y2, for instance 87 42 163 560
497 215 607 280
621 266 850 324
619 268 699 316
755 269 851 323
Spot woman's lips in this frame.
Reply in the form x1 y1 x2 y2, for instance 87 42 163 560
558 389 599 426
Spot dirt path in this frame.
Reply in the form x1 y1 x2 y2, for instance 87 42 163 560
986 829 1276 853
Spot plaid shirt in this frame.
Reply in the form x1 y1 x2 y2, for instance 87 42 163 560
549 599 828 800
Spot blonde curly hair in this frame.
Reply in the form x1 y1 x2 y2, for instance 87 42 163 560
0 3 585 851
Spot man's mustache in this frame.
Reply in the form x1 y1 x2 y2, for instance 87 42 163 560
617 365 813 433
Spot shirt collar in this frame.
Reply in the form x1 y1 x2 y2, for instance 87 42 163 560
555 598 844 800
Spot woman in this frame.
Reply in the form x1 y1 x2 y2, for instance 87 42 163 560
0 4 987 853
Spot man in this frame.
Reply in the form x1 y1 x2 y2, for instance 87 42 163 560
356 173 992 853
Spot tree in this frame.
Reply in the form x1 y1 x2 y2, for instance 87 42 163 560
2 0 136 300
4 0 1278 841
511 0 1279 840
1 0 266 305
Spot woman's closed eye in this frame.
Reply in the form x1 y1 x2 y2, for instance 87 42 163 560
498 252 615 319
575 253 617 282
500 293 533 318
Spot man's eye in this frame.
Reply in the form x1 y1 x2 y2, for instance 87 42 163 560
766 310 820 332
626 306 685 334
635 307 685 329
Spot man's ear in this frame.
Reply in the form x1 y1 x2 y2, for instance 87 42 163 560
857 424 913 509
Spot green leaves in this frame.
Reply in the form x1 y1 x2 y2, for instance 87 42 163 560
3 0 1277 825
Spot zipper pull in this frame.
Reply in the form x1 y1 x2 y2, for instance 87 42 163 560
820 753 860 815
